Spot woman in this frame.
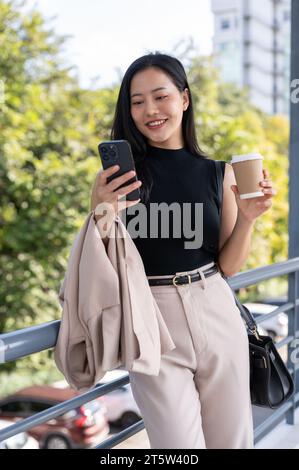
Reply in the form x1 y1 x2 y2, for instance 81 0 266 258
90 53 276 449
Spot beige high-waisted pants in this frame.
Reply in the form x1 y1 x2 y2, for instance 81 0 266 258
129 262 254 449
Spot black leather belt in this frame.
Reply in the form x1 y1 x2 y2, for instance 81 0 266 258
147 264 219 286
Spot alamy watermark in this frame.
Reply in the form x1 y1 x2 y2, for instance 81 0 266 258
95 200 204 249
290 339 299 365
290 79 299 104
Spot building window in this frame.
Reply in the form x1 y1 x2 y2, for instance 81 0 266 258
283 11 290 21
221 19 230 30
218 41 237 53
219 42 228 51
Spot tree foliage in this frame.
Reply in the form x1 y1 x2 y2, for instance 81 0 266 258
0 1 289 378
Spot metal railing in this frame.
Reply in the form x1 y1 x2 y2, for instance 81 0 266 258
0 257 298 448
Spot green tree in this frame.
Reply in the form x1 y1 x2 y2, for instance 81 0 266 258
188 56 289 277
0 1 112 378
0 3 289 384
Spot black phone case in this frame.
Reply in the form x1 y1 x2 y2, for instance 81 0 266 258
98 140 140 201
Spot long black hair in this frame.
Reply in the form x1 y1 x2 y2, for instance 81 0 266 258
110 52 208 204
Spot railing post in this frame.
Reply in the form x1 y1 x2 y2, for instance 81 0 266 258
287 0 299 424
287 270 298 424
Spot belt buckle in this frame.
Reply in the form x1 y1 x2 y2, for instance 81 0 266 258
172 274 192 286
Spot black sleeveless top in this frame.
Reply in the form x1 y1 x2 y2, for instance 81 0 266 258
122 145 226 275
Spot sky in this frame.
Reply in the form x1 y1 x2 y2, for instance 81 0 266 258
24 0 214 89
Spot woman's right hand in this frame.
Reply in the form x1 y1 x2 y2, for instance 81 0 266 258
90 165 142 217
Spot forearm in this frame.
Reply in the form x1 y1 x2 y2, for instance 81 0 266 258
218 212 255 277
93 213 109 248
91 194 112 248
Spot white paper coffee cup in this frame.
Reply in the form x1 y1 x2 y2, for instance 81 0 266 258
230 153 264 199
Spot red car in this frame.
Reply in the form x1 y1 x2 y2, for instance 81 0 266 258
0 385 109 449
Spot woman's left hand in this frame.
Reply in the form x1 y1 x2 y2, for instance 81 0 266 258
230 168 277 222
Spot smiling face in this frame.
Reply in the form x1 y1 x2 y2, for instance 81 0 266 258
130 67 189 149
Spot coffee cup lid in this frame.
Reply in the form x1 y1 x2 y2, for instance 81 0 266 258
231 153 263 164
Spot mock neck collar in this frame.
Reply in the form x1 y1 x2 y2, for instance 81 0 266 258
147 144 187 153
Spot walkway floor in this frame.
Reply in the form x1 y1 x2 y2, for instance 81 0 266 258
113 407 299 449
255 406 299 449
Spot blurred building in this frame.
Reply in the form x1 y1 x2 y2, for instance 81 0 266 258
211 0 291 115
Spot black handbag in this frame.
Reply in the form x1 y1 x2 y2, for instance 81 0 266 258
214 160 295 409
223 276 294 408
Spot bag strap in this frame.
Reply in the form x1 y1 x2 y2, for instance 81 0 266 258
214 160 259 336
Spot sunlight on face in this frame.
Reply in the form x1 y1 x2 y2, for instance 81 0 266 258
130 67 189 149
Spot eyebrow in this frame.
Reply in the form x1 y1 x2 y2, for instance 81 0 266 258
130 87 168 99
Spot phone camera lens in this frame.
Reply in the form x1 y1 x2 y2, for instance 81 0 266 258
100 144 118 162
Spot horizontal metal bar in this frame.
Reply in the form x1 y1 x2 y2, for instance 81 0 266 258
94 419 145 449
227 258 299 290
1 258 299 364
0 320 60 363
253 304 292 325
276 334 296 349
267 302 299 313
1 258 299 446
254 399 295 441
0 374 129 442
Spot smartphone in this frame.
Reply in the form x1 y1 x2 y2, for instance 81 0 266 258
98 140 140 201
